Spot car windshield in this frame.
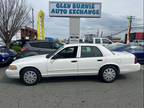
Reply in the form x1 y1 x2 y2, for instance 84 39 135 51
106 43 144 52
106 43 126 51
0 47 7 53
130 46 144 52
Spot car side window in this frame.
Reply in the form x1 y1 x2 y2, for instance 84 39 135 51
81 46 103 58
53 46 78 59
103 39 112 44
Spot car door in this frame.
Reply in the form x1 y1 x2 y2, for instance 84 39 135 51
47 46 78 75
78 45 104 75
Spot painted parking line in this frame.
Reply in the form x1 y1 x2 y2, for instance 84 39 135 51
140 65 144 70
0 72 5 80
0 74 3 80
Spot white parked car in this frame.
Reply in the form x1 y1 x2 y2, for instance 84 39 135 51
5 44 140 85
83 38 113 46
93 38 113 46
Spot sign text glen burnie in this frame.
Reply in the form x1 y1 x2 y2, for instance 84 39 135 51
49 2 101 18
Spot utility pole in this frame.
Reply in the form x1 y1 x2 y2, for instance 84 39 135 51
32 8 34 29
96 29 99 37
126 16 133 44
100 31 103 37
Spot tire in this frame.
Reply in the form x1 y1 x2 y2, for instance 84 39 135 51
20 68 41 86
99 66 119 83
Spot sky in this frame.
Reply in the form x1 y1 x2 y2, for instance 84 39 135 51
26 0 143 39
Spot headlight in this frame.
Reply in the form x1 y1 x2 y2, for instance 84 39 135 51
9 65 17 70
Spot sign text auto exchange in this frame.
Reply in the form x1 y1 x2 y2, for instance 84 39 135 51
50 3 100 15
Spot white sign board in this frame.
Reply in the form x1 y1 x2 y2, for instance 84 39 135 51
69 36 79 44
49 2 101 18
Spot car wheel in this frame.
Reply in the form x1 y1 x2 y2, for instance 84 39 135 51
20 68 41 86
99 66 118 83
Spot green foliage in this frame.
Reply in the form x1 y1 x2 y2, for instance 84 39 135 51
11 45 21 54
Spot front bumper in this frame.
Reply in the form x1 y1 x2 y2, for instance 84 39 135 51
5 69 19 79
120 63 141 73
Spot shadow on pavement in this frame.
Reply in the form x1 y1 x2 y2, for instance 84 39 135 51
41 76 101 83
117 74 127 80
1 74 127 86
40 75 127 84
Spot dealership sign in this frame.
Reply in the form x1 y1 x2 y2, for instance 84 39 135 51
49 2 101 18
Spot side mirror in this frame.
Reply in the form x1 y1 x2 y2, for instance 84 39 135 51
46 54 50 58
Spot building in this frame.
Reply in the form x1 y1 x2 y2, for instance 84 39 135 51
21 27 37 40
125 32 144 43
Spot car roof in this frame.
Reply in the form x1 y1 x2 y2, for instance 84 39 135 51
63 43 113 56
63 43 104 47
93 37 110 39
26 40 56 44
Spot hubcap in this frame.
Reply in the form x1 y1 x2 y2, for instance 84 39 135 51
23 71 37 84
103 68 116 81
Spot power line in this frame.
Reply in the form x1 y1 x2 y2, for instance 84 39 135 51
104 26 143 37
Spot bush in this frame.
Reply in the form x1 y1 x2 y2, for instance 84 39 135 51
11 45 21 54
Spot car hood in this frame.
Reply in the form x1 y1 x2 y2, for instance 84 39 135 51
0 52 9 57
12 54 47 64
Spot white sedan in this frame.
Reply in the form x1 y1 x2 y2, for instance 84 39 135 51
5 44 140 85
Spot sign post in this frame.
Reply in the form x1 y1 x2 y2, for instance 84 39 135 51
49 1 102 43
69 18 80 43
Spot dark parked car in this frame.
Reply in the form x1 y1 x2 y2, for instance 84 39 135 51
17 41 63 58
10 39 30 47
0 46 17 65
106 43 144 64
10 39 30 53
130 40 144 47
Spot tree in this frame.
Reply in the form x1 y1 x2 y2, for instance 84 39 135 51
0 0 31 48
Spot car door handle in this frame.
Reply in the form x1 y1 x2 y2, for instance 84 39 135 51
71 60 77 63
97 59 103 61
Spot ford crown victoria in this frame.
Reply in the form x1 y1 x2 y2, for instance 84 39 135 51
5 44 140 85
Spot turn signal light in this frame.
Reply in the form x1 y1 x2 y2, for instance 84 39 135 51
21 47 28 52
9 65 17 70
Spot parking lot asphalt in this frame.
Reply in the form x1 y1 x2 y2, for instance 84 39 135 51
0 66 143 108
